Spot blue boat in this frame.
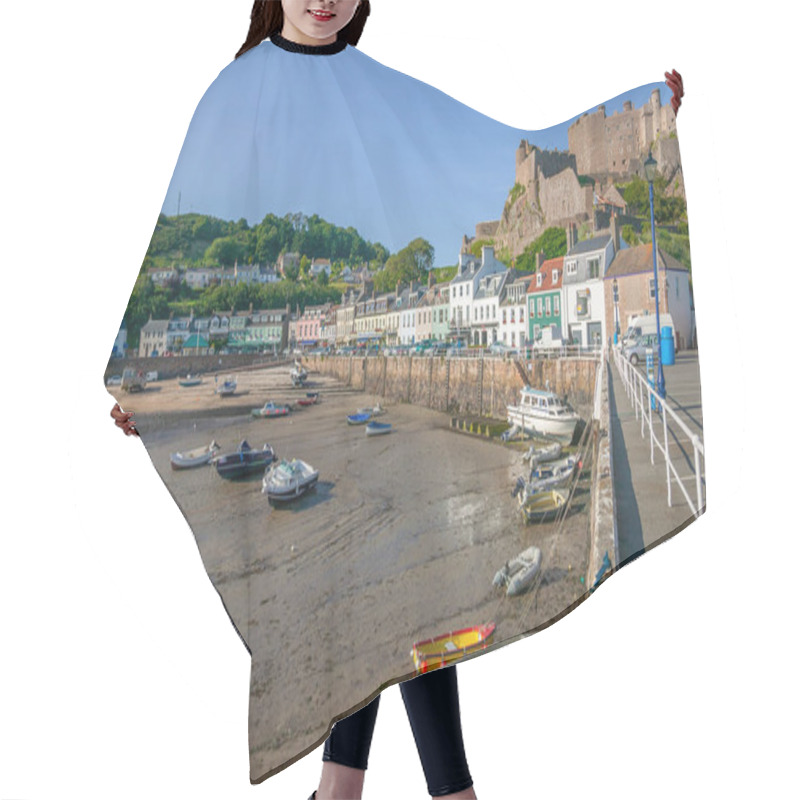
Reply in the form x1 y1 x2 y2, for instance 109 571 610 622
365 421 392 436
347 413 371 425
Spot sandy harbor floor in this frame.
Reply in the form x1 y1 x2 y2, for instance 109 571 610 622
125 363 593 779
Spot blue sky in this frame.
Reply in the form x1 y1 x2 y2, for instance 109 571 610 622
161 42 669 267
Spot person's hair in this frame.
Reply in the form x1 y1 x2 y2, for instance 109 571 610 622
236 1 371 59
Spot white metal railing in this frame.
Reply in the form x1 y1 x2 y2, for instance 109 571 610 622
611 347 705 517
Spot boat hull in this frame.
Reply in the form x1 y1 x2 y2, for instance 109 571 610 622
519 489 567 521
365 422 392 436
215 446 275 480
507 407 578 441
410 623 496 674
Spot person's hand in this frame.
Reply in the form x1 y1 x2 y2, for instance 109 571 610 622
665 69 683 116
110 403 139 436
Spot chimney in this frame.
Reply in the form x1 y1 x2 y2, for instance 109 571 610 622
482 244 495 264
610 215 621 254
565 223 574 253
536 251 545 270
396 279 401 300
428 270 435 288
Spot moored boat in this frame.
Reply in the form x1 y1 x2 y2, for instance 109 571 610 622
347 413 371 425
507 385 580 442
290 361 308 386
262 458 319 503
215 440 276 479
365 421 392 436
522 441 562 465
492 546 542 597
519 489 567 522
169 440 220 470
178 374 203 387
357 403 385 417
411 623 496 674
251 401 291 418
216 376 237 396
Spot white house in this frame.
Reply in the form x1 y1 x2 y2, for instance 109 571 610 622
449 245 507 345
499 272 533 348
562 225 616 347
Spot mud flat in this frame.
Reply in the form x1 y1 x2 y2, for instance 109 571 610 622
131 363 592 778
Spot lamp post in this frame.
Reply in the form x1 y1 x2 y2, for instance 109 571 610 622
612 277 620 345
644 150 666 398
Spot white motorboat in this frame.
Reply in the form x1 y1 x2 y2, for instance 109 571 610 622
262 458 319 503
507 386 580 442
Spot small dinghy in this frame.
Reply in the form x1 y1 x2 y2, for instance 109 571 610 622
215 376 237 396
347 413 371 425
410 623 496 674
296 394 318 407
365 421 392 436
519 489 567 522
169 440 220 470
178 374 203 387
262 458 319 503
251 401 290 418
529 455 579 487
215 440 276 480
492 546 542 597
522 441 562 466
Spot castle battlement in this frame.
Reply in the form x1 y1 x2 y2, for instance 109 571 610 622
568 91 676 180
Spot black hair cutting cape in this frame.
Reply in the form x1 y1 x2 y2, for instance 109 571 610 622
105 33 703 783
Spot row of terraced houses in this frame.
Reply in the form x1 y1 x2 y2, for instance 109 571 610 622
125 219 694 358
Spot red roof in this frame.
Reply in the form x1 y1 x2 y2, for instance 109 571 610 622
527 256 564 294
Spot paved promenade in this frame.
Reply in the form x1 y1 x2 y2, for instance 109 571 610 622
608 350 706 566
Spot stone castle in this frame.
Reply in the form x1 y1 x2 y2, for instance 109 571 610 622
484 89 683 259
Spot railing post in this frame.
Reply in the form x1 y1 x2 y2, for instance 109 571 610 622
693 435 703 516
648 389 654 464
664 404 672 507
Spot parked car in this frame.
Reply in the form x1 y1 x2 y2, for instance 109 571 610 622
622 333 660 366
106 374 122 386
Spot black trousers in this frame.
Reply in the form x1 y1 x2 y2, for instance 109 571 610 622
323 665 473 797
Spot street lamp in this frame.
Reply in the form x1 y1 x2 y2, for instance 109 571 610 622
644 150 666 398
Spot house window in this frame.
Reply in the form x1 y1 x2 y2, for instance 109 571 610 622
520 308 525 323
537 297 543 316
492 306 496 319
460 285 463 297
502 309 507 324
566 261 577 276
529 299 535 318
545 297 551 316
552 270 559 283
576 291 589 317
588 257 600 279
649 278 656 299
536 273 543 287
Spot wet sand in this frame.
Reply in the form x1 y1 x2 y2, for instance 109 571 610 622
130 364 593 780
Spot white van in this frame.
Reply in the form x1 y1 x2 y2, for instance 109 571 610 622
622 314 675 348
533 324 565 351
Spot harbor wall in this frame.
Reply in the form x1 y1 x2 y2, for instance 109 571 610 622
102 354 286 384
588 358 618 589
303 354 599 420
